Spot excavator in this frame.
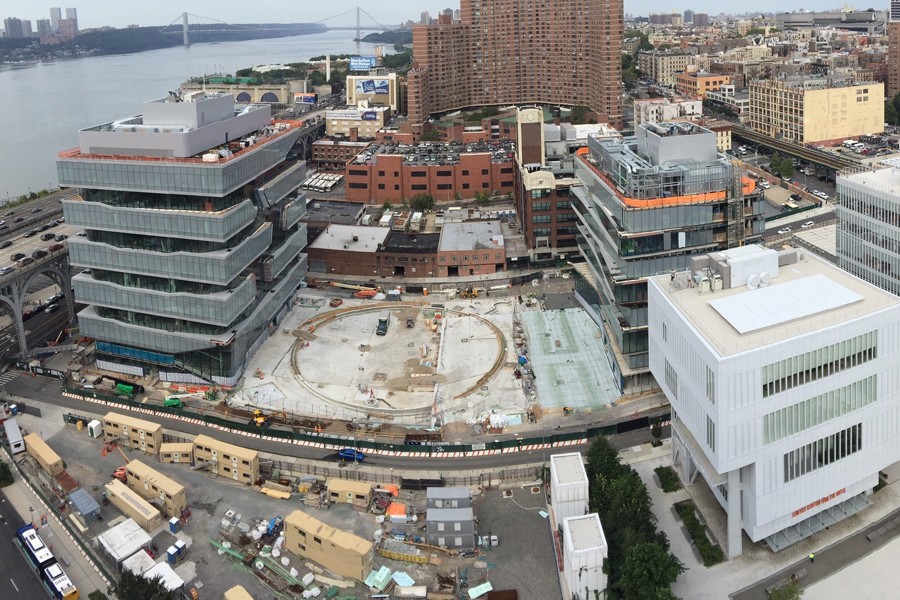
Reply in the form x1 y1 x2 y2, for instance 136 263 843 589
459 286 479 299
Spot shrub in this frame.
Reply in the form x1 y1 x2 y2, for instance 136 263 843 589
88 591 109 600
0 459 13 488
654 466 682 493
675 501 725 567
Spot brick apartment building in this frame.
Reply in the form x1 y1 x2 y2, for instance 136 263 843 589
311 139 372 171
344 143 516 203
407 1 623 134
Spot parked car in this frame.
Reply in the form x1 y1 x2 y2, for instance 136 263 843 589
0 240 12 249
9 252 25 261
44 303 59 313
338 448 365 462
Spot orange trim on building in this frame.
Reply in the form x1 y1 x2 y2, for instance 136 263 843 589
577 155 754 208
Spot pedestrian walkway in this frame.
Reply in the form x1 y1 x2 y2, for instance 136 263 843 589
1 457 111 597
0 369 20 389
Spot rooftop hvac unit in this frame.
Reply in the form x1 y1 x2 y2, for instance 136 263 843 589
699 277 711 293
712 274 723 291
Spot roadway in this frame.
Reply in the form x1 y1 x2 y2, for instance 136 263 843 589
9 374 666 470
0 489 50 599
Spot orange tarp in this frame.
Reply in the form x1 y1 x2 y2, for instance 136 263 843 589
386 502 407 517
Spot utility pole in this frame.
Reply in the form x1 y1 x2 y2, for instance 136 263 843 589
182 12 190 47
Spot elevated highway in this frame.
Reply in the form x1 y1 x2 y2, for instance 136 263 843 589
731 124 860 173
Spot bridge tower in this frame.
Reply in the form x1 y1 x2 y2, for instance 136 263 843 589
356 6 361 43
182 12 190 47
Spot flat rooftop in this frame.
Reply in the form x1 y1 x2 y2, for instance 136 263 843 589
653 248 900 357
352 139 516 167
309 224 390 252
842 165 900 197
551 453 588 486
438 222 504 252
301 200 364 226
381 231 440 254
564 514 608 552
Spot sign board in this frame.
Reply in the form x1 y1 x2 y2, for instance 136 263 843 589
294 92 318 104
327 109 362 121
361 111 378 121
349 56 377 71
354 78 390 95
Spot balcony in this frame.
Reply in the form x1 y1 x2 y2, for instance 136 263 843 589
73 271 257 327
68 222 273 286
63 197 257 242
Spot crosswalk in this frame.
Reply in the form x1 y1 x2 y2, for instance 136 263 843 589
0 370 20 389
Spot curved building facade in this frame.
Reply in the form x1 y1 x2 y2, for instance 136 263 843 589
58 92 308 386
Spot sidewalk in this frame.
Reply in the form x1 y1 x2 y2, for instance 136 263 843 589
2 455 111 597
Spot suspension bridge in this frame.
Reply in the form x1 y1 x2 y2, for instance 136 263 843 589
159 7 396 47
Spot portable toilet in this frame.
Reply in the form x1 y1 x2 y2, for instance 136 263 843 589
87 420 103 439
169 517 181 534
174 540 187 557
167 546 178 564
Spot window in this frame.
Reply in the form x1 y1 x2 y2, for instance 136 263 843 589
437 170 452 176
462 170 470 176
348 183 368 189
706 416 716 452
314 536 322 544
454 522 462 531
706 366 715 404
783 424 861 482
348 169 367 176
764 376 876 443
501 181 512 187
664 359 678 400
411 171 427 178
762 331 877 397
378 171 385 176
533 215 551 223
500 167 513 174
482 182 489 188
463 183 470 189
482 169 489 175
438 522 445 531
437 184 452 190
532 201 551 211
378 184 385 189
412 184 427 190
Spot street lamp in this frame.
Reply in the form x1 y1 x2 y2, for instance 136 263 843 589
29 506 35 528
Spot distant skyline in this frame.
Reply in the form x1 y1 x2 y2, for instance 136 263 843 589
1 1 862 30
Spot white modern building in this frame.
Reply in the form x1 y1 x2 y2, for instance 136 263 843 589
837 165 900 296
649 245 900 557
562 514 608 600
550 452 589 525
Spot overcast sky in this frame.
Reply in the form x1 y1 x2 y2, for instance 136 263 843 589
4 1 862 29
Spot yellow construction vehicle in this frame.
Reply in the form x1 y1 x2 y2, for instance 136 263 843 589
460 287 479 299
250 409 270 427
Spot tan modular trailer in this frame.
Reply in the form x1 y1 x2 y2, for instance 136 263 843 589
105 479 162 532
192 434 258 483
159 442 194 464
102 411 162 455
284 510 374 581
24 433 64 476
326 478 372 509
125 459 187 518
224 585 256 600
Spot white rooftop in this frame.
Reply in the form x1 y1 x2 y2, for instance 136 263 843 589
563 514 608 552
709 274 863 334
98 518 153 561
654 248 900 357
144 562 185 591
842 164 900 199
309 224 390 252
121 548 156 576
551 453 588 487
438 222 505 252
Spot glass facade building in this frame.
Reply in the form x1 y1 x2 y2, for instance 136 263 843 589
58 93 309 385
572 123 765 395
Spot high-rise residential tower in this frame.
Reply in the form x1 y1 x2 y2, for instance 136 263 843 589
57 92 309 385
408 0 623 133
50 7 61 33
890 1 900 98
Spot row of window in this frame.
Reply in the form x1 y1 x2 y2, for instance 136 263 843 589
763 376 876 444
761 331 877 398
783 423 862 483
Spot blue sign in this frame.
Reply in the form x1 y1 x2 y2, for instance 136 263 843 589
349 56 377 71
362 111 378 121
354 78 390 95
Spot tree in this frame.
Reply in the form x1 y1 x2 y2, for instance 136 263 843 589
768 579 804 600
109 570 173 600
420 130 441 142
0 459 12 488
619 543 685 600
473 190 491 204
886 102 899 128
410 193 435 212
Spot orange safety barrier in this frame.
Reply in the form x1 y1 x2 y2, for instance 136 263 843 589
577 154 755 208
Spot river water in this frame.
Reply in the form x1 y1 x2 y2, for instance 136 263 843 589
0 30 376 198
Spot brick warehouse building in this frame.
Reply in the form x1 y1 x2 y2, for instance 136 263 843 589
344 142 516 203
407 0 623 134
